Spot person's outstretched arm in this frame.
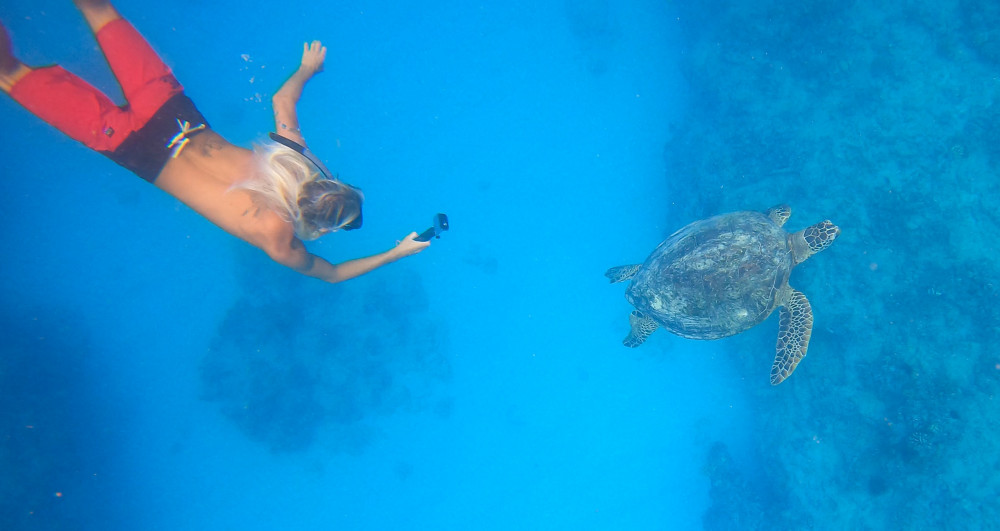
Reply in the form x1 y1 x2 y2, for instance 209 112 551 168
267 232 430 284
272 40 326 147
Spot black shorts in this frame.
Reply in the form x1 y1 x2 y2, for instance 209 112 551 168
108 93 210 182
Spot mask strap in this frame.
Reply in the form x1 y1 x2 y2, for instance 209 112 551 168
268 132 336 181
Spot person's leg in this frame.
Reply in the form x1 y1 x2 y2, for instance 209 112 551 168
0 22 31 92
73 0 123 34
2 19 130 151
77 0 183 124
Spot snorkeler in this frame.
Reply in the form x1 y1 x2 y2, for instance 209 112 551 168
0 0 430 284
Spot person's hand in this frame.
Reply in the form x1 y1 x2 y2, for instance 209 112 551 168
299 40 326 76
392 232 431 259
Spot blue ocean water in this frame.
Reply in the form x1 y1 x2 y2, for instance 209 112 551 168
1 0 997 529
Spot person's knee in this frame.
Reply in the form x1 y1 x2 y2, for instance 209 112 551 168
0 63 31 93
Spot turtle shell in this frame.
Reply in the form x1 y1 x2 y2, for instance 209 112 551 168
625 211 792 340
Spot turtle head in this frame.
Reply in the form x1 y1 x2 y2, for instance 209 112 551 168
791 220 840 264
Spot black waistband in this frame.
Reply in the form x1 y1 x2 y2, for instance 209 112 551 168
103 93 210 183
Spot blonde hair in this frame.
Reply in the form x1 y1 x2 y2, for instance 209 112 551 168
235 141 363 240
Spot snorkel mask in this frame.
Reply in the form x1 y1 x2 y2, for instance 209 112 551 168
269 132 363 231
340 208 363 231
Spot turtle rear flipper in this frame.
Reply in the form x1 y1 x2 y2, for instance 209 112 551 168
770 287 813 385
605 264 641 283
624 310 658 347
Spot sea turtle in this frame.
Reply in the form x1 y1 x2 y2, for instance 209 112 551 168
605 205 840 385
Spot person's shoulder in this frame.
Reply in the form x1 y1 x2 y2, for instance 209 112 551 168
258 228 310 269
255 209 296 239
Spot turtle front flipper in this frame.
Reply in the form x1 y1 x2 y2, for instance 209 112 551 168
770 287 813 385
765 204 791 226
624 310 658 347
605 264 641 283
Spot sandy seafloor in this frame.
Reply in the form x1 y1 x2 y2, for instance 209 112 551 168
1 0 998 529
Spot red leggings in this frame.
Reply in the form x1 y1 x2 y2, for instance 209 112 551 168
10 18 183 153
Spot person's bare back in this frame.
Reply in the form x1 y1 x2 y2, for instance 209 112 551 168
154 131 294 258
